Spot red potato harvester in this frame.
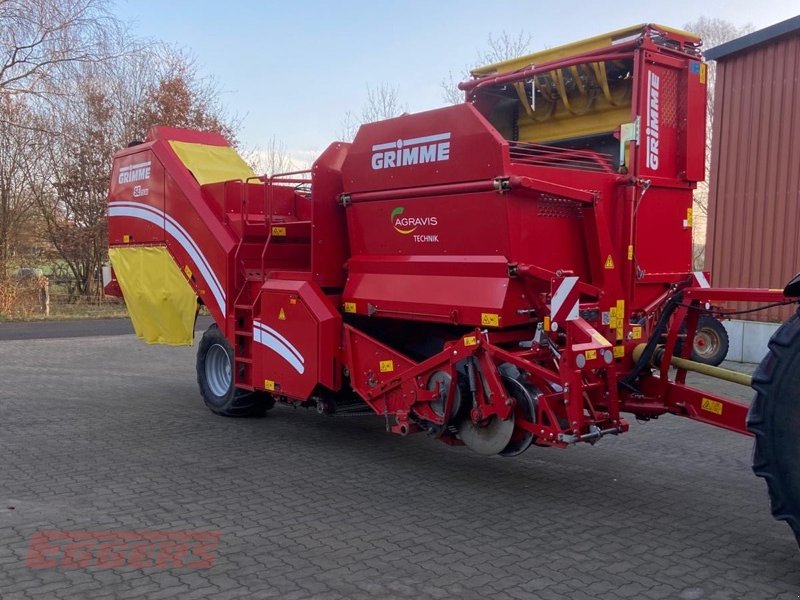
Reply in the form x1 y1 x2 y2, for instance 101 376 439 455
105 24 800 547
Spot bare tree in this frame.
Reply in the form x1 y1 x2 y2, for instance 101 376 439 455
441 30 533 105
683 17 754 267
0 96 40 272
27 79 114 299
0 0 114 104
340 83 407 141
23 43 240 299
135 46 239 144
245 136 296 177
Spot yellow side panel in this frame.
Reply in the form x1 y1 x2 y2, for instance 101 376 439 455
169 141 257 186
516 104 631 144
109 246 197 346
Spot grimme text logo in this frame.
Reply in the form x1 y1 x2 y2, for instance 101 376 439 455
371 132 451 170
118 160 152 184
645 71 660 170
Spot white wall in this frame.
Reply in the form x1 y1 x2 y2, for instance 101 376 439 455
723 319 778 364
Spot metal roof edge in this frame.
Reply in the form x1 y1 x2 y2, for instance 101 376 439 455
705 15 800 60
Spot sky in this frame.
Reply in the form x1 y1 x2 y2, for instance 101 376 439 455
112 1 798 166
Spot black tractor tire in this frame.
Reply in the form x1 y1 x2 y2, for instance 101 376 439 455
196 324 274 417
747 311 800 546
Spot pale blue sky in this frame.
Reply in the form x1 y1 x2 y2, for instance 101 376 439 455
113 1 798 164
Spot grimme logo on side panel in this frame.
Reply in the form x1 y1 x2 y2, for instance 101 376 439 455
390 207 439 243
371 132 451 170
118 160 152 184
645 71 660 170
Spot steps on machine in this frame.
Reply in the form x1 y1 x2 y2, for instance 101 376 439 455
217 176 314 391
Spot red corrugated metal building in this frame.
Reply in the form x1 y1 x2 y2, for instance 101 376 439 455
705 16 800 322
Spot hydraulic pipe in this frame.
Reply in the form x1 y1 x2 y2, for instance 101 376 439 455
632 344 752 387
458 44 638 94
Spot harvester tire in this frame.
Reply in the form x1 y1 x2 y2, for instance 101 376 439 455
691 315 729 366
747 311 800 546
196 324 274 417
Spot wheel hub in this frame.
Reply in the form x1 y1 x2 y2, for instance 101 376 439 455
694 328 720 359
205 343 232 397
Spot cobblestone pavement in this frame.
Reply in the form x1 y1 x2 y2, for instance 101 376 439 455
1 330 798 599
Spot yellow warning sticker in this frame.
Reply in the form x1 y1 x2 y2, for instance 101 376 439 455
278 308 286 320
631 326 642 340
701 397 723 416
343 302 356 313
613 346 625 358
379 360 394 373
481 313 500 327
184 265 193 279
627 245 633 260
585 349 597 361
464 336 478 347
604 255 615 269
272 226 287 237
264 379 275 391
686 207 694 228
699 63 707 84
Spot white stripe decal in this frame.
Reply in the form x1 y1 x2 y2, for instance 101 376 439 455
253 325 305 374
370 132 451 152
109 202 226 308
107 202 226 313
693 271 710 288
119 161 151 172
111 201 225 302
253 321 304 365
551 276 579 318
371 141 397 151
402 132 451 146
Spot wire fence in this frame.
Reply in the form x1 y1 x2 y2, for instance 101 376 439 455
0 277 125 320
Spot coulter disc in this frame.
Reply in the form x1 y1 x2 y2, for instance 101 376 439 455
499 376 539 457
457 411 515 456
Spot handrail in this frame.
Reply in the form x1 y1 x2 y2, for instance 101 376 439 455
250 169 314 277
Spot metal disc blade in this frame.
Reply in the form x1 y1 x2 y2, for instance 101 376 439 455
457 412 515 456
499 377 538 457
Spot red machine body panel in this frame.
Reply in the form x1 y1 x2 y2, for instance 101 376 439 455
108 148 166 246
108 130 238 327
254 279 342 400
341 104 508 194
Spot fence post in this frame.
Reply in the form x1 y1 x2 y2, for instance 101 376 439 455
39 276 50 316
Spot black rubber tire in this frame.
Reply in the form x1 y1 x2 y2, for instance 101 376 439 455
747 311 800 547
196 324 274 417
691 315 729 366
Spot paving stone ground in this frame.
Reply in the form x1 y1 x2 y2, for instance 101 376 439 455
1 329 798 599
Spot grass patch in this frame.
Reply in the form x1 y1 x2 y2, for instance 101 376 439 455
0 299 128 322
